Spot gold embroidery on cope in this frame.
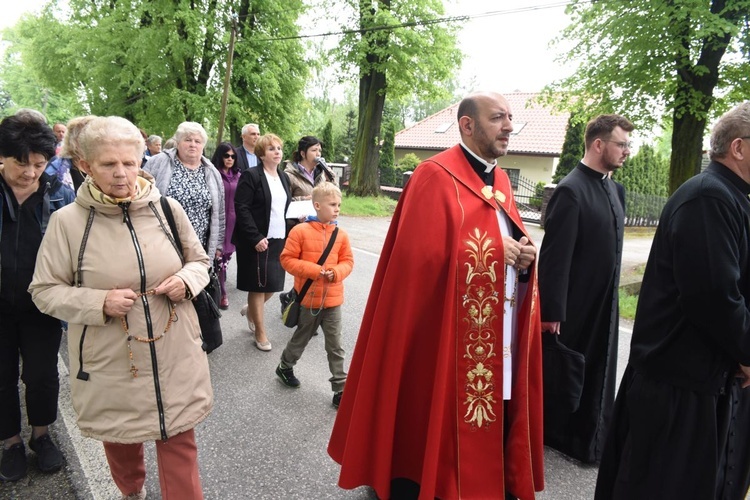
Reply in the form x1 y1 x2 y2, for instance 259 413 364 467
462 229 500 429
480 186 506 204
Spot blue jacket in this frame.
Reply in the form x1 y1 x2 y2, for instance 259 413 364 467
0 171 75 294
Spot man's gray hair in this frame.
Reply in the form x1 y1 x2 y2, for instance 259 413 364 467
241 123 260 135
146 134 162 145
174 122 207 145
710 102 750 160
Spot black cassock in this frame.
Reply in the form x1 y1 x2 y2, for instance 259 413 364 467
539 162 624 464
595 162 750 499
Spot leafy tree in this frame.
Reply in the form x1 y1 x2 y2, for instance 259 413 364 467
4 0 308 140
336 108 358 163
0 19 84 122
319 119 336 163
553 112 585 184
614 144 670 224
615 144 669 197
335 0 462 196
546 0 750 193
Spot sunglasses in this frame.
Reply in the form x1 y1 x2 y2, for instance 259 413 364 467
223 153 236 159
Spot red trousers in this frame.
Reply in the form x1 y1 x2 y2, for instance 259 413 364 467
103 428 203 500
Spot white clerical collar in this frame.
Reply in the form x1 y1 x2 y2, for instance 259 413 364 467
580 160 608 180
460 140 497 173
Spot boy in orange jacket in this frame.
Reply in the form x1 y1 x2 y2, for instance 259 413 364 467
277 182 354 408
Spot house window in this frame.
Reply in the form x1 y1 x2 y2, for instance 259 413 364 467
434 122 453 133
503 168 520 189
510 122 526 136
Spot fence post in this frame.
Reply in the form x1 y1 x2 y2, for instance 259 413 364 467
541 184 556 228
402 171 413 187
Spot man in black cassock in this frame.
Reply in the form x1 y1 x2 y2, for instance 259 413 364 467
538 114 634 464
595 103 750 500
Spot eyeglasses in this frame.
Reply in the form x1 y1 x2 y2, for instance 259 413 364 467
605 140 632 150
223 153 236 159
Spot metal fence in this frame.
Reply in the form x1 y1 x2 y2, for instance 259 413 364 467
623 191 667 227
505 169 543 224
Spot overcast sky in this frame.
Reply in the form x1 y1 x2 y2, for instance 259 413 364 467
2 0 577 94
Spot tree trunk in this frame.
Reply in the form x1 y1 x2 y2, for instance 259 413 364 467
349 0 391 197
349 68 386 196
669 112 707 194
667 0 736 194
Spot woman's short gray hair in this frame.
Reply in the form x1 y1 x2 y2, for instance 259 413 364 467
61 115 97 162
174 122 208 145
710 102 750 160
78 116 144 163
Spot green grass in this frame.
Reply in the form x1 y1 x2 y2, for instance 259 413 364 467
341 194 398 217
619 290 639 320
624 226 656 238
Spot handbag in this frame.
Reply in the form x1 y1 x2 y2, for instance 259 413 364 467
542 333 585 414
281 227 339 328
160 196 223 353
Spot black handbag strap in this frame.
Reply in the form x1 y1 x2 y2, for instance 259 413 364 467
160 196 184 262
297 226 339 303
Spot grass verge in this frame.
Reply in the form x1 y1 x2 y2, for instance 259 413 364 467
620 291 639 320
341 194 398 217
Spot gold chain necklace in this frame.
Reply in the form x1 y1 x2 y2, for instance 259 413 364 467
120 290 177 378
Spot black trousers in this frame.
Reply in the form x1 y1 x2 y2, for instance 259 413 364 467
0 305 62 440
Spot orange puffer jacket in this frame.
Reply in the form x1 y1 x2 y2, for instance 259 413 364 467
280 221 354 309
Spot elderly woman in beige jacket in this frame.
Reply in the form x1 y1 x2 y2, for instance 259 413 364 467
29 116 212 500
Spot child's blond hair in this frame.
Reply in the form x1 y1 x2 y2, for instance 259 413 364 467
312 181 342 203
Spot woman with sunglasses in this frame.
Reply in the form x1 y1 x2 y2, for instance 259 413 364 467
210 142 241 310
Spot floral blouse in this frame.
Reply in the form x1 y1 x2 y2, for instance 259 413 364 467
166 157 212 250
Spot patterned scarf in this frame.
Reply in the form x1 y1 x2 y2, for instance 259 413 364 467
86 175 152 205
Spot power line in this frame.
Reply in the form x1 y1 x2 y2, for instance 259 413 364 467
249 1 579 43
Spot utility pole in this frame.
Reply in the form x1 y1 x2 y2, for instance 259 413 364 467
217 15 238 144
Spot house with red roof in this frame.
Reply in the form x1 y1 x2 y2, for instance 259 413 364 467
395 92 570 186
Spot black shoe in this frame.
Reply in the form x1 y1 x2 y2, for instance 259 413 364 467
276 364 301 388
332 391 343 408
279 292 289 317
29 433 63 473
0 442 27 482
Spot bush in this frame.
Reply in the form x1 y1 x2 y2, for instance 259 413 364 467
528 181 546 209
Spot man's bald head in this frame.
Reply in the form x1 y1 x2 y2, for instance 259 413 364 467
457 92 514 162
457 92 508 123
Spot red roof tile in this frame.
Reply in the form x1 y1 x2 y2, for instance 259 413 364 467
395 92 570 156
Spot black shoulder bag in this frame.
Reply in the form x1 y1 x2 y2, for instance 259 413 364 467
160 196 223 353
281 227 339 328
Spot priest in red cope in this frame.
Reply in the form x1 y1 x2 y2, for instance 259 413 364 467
328 92 544 500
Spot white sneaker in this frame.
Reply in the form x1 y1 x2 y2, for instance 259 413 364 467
240 305 255 334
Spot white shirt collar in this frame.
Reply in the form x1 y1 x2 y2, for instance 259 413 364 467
460 140 497 174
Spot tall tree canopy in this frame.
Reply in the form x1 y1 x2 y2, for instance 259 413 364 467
3 0 309 141
0 21 84 123
547 0 750 193
335 0 462 196
553 112 585 184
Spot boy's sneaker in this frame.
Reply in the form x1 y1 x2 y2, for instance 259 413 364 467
332 391 343 408
276 364 301 388
29 433 63 473
0 442 27 481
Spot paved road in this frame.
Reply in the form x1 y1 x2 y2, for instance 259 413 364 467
1 216 653 500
